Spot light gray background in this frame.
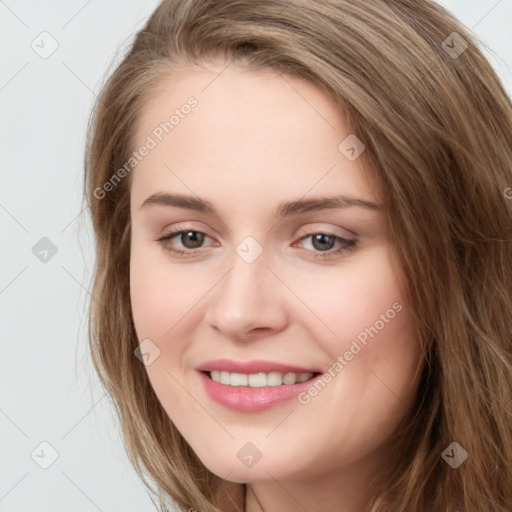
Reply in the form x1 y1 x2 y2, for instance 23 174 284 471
1 1 511 511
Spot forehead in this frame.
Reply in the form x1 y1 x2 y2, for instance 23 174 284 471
130 62 380 211
134 62 344 146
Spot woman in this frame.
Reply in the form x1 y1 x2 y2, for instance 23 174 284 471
83 0 512 510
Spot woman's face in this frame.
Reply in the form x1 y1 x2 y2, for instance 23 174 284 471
129 61 423 488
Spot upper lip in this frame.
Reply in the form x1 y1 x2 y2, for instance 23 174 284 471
196 359 321 374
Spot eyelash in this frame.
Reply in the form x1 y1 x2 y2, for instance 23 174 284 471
156 229 357 261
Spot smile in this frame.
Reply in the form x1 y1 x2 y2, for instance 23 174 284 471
207 370 317 387
197 360 324 412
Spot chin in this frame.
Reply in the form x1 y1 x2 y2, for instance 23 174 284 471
198 447 302 483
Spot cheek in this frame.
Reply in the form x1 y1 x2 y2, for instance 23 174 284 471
298 247 406 346
296 246 421 401
129 245 204 423
129 236 203 343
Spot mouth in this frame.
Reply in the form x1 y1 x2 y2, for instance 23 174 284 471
196 359 324 411
202 370 322 387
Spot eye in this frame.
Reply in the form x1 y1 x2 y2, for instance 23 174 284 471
157 229 212 257
156 229 358 260
295 232 357 260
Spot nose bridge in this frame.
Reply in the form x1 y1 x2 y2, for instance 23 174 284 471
204 236 288 337
219 239 271 313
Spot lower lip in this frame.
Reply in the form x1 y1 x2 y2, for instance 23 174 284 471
198 371 321 412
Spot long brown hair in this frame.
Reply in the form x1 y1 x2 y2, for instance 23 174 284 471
83 1 512 510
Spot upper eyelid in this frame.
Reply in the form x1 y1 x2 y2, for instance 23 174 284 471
161 221 357 240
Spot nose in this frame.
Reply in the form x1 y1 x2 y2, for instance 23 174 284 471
203 245 289 341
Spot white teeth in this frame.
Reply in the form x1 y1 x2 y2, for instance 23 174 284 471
248 373 267 387
209 371 314 387
230 372 248 386
283 372 297 385
267 371 283 386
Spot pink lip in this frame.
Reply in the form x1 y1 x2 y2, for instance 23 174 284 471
196 359 320 374
196 359 322 412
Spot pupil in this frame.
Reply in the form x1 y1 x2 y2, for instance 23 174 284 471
183 231 204 248
313 234 334 251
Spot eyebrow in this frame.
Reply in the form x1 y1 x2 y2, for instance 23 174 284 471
139 192 380 217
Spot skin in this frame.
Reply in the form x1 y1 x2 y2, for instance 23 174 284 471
129 60 424 512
